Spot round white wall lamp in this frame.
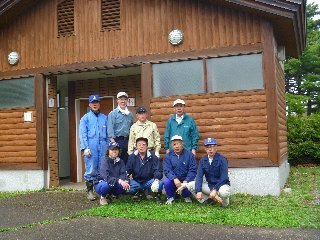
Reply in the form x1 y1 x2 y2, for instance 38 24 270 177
168 29 184 46
8 51 20 65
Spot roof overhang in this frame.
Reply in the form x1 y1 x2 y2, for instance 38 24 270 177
0 0 306 57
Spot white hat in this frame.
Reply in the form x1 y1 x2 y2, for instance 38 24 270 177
117 92 128 99
171 135 183 141
173 99 185 107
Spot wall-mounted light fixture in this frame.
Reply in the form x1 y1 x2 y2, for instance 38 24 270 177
168 29 184 46
8 51 20 65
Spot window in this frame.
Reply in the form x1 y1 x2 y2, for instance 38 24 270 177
101 0 121 31
152 60 204 97
0 78 34 109
57 0 75 37
206 54 263 92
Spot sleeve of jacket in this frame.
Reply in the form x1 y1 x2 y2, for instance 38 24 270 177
99 159 117 186
185 153 197 182
107 111 115 138
163 118 171 150
213 157 229 191
105 115 110 146
152 122 161 153
127 124 136 155
190 117 200 150
195 158 204 193
163 153 177 180
152 156 163 180
79 114 89 150
119 160 129 181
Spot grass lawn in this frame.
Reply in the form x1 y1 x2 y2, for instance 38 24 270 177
82 166 320 228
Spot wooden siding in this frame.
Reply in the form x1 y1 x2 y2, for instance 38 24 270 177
275 60 288 161
150 90 271 166
0 108 37 163
74 74 141 114
48 77 59 187
0 0 261 72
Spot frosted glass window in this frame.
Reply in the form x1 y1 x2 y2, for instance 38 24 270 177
0 78 34 109
207 54 263 92
152 60 204 97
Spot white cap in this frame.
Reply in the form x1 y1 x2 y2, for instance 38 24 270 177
171 135 183 141
117 92 128 99
173 99 185 107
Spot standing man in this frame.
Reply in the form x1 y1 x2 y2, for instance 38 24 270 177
79 94 109 200
187 138 231 207
128 106 161 157
107 92 134 164
126 137 164 204
164 99 199 156
163 135 197 204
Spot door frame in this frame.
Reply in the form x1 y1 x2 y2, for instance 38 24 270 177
73 96 115 182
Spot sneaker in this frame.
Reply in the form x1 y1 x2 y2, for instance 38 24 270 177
165 197 175 205
184 197 192 203
87 190 97 201
132 191 144 202
221 197 230 208
155 194 163 204
201 198 214 206
100 197 108 206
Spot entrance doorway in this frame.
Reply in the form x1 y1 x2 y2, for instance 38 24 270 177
77 97 114 181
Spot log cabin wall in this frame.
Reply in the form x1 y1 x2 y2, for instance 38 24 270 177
275 60 288 163
0 108 37 165
48 77 59 187
0 0 261 73
150 90 272 167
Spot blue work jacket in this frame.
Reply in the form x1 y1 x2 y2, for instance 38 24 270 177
126 150 163 183
195 152 230 193
107 108 133 138
163 149 197 182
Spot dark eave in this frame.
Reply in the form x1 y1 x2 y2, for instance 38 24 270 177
0 0 306 57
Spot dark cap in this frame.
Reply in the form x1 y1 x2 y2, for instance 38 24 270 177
108 142 120 150
136 106 147 114
89 94 100 103
136 137 148 145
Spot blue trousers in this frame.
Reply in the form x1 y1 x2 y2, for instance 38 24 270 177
94 181 126 197
128 179 164 194
164 178 192 199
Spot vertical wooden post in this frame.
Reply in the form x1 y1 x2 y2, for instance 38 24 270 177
68 81 77 182
34 73 47 170
261 20 280 165
141 63 152 113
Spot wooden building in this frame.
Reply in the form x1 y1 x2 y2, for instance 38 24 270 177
0 0 306 195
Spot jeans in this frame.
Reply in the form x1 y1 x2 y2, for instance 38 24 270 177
127 179 164 194
163 178 192 199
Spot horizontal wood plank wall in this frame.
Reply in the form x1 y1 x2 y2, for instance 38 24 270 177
48 77 59 187
74 75 141 115
0 108 37 163
150 90 272 167
0 0 261 72
275 60 288 162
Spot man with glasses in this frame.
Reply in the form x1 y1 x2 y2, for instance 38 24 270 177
126 137 164 204
107 92 133 164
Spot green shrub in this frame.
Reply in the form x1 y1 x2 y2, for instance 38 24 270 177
287 113 320 165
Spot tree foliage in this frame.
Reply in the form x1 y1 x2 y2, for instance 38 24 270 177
285 3 320 115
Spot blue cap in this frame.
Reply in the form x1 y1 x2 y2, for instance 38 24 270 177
108 142 120 150
204 138 217 146
89 95 100 103
136 106 147 114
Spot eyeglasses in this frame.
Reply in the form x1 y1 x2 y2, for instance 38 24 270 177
137 142 147 147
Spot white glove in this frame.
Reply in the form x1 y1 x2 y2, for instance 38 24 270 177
155 151 160 158
84 148 91 157
151 180 160 192
176 182 187 194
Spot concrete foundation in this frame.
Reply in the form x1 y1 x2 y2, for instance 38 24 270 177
229 160 290 196
0 170 48 192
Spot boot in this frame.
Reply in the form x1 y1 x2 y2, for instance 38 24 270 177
86 181 97 201
154 192 163 204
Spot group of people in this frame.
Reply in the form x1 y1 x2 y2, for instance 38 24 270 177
79 92 231 207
